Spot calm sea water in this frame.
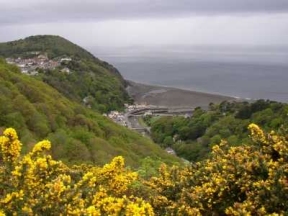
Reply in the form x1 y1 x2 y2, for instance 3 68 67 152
91 46 288 102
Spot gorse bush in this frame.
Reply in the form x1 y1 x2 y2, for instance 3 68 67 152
0 124 287 215
145 124 288 215
0 128 153 215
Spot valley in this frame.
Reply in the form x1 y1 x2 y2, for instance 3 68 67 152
0 34 287 215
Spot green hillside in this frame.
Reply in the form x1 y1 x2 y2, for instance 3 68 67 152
0 59 179 167
145 100 288 162
0 35 129 112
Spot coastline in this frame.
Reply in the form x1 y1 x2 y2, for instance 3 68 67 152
126 80 239 109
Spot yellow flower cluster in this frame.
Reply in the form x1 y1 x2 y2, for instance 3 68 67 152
0 128 153 215
248 123 268 144
0 128 21 163
0 124 287 215
145 123 288 215
31 140 51 154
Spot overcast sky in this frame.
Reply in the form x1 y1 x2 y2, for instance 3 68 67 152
0 0 288 48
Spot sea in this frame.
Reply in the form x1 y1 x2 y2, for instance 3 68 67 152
91 45 288 103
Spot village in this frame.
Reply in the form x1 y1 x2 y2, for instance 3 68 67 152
105 103 177 155
105 103 151 127
5 53 72 75
105 103 195 156
106 103 192 128
5 53 187 156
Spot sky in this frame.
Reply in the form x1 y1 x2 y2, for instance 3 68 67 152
0 0 288 48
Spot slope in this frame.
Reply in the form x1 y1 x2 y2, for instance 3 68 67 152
0 59 179 167
0 35 130 112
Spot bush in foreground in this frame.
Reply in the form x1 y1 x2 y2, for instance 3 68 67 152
0 124 287 215
0 128 153 215
146 124 288 215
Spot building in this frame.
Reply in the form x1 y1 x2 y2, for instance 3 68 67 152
165 147 176 155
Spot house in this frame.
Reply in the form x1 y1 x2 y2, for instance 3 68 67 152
61 67 70 73
144 111 153 116
60 57 72 62
38 54 48 60
21 67 29 74
5 58 14 64
29 71 38 76
29 51 40 55
165 147 176 155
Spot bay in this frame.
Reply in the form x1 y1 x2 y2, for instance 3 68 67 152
92 46 288 102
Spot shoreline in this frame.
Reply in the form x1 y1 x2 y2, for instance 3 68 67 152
126 80 240 109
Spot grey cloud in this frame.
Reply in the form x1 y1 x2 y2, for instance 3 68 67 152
1 0 288 25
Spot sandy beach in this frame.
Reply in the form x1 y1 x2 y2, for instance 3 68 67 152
126 81 237 108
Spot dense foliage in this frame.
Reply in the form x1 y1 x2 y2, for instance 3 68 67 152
146 100 288 161
0 35 130 112
37 58 130 112
0 59 178 167
1 124 287 215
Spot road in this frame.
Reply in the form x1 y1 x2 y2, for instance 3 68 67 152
125 106 194 136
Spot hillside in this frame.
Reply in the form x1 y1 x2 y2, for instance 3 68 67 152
0 35 129 112
0 59 179 166
145 100 288 161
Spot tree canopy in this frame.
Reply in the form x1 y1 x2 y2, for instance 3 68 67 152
145 100 288 161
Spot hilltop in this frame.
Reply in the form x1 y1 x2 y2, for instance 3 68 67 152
0 35 129 112
0 35 95 59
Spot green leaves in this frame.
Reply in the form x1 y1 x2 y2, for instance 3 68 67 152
149 100 288 162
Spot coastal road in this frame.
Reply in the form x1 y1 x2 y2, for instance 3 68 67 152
125 106 195 136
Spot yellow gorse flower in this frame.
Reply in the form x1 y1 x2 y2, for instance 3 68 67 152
0 128 154 215
145 123 288 215
0 128 21 163
32 140 51 154
0 125 287 215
